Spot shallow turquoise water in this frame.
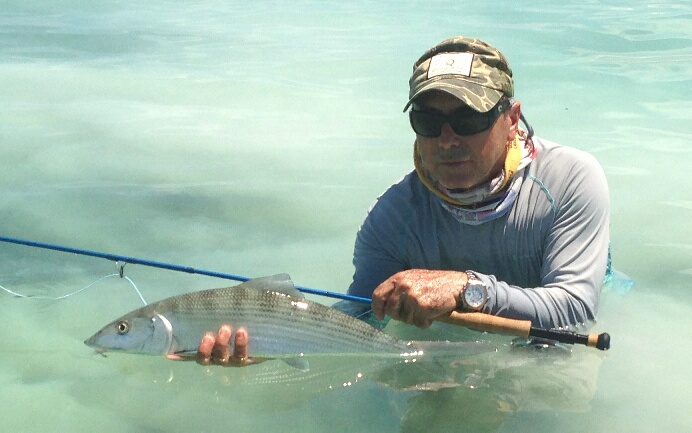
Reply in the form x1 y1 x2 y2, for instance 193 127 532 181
0 1 690 432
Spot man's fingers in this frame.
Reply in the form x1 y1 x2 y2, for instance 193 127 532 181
197 325 232 366
232 327 249 361
193 325 258 368
372 277 398 320
211 325 233 363
196 332 216 365
371 291 386 321
413 316 432 329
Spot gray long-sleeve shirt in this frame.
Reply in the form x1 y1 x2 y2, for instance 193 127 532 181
347 137 610 329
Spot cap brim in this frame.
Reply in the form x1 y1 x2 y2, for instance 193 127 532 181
403 81 504 113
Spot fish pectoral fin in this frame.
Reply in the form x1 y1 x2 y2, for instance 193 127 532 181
167 350 198 362
282 357 310 371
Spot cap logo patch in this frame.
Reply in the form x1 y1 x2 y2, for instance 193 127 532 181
427 52 474 79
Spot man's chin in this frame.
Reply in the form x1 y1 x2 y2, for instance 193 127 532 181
438 179 476 191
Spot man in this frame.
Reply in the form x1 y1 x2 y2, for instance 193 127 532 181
194 36 610 366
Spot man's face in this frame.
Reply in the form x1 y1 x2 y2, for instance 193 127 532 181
414 91 519 191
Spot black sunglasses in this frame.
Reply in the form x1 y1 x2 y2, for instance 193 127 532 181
409 98 511 137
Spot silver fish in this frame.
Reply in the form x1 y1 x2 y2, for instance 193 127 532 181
85 274 494 369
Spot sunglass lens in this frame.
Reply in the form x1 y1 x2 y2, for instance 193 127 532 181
452 115 487 136
409 111 443 137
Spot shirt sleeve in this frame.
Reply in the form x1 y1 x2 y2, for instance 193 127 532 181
347 193 411 299
481 149 610 328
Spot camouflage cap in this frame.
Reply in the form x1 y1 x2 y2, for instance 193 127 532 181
403 36 513 113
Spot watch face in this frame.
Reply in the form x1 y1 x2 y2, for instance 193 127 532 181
464 284 486 309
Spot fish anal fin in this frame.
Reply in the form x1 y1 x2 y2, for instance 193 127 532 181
282 357 310 371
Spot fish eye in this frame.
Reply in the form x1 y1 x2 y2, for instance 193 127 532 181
116 320 130 335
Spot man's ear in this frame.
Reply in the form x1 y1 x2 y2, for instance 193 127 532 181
506 100 521 140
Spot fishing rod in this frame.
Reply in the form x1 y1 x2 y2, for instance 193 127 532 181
0 235 610 350
0 235 370 304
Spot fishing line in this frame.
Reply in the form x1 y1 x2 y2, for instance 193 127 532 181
0 272 147 305
0 235 369 304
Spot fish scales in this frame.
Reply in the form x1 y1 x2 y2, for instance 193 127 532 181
169 287 408 357
226 288 404 356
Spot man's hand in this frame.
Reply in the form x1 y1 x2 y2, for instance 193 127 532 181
167 325 256 367
371 269 467 328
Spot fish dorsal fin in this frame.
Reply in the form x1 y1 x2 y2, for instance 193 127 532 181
239 273 304 299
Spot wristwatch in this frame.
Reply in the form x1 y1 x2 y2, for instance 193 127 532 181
458 271 488 311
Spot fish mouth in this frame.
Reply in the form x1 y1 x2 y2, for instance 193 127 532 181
83 335 109 356
84 334 107 352
83 336 96 347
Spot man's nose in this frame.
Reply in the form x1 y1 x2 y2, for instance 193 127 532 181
437 123 462 149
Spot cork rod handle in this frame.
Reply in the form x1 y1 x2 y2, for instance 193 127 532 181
438 311 532 337
437 311 610 350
